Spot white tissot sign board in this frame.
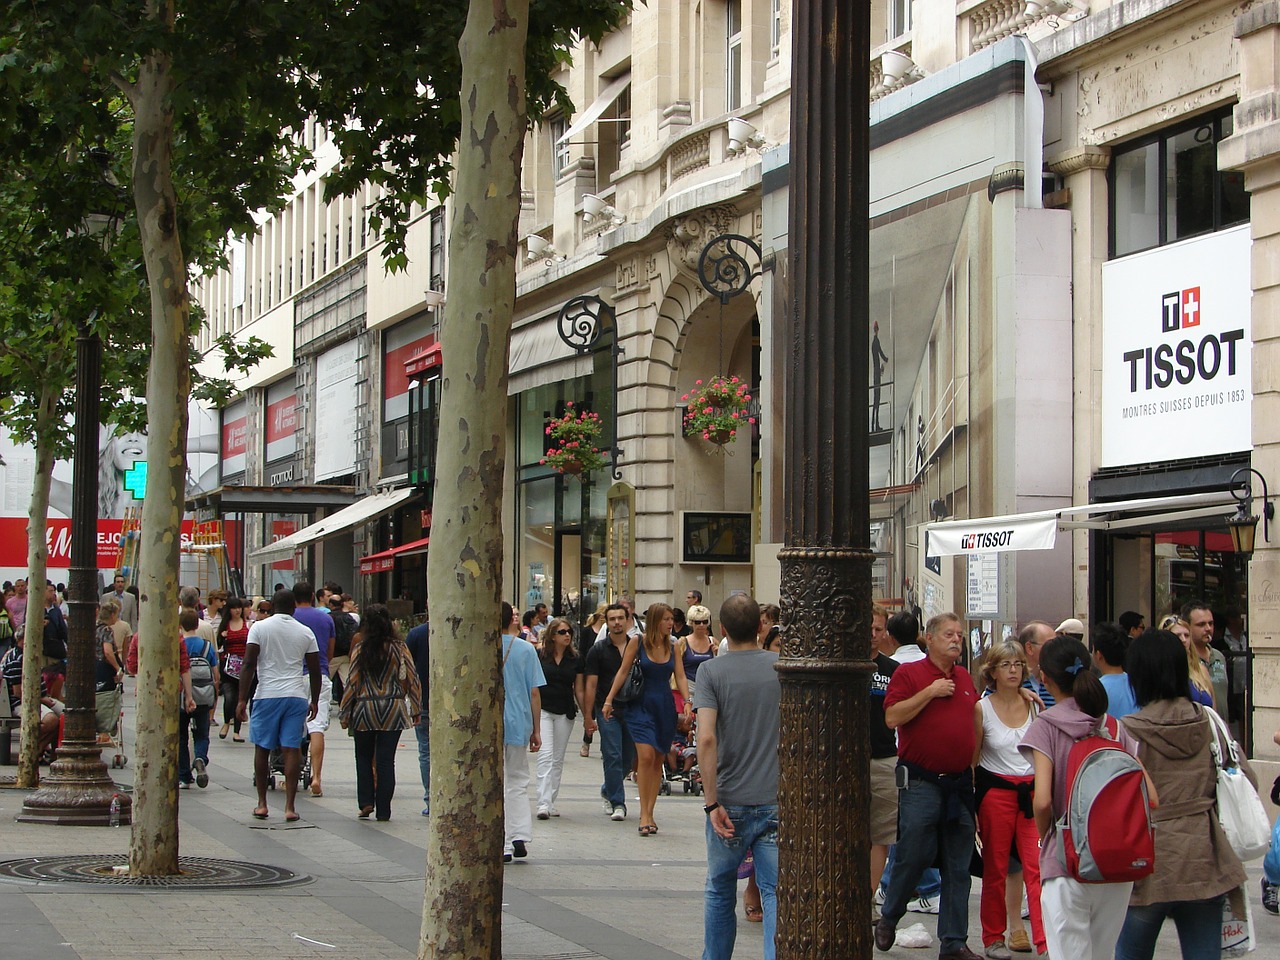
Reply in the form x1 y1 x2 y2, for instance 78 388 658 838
314 338 361 481
1101 226 1252 468
925 516 1057 557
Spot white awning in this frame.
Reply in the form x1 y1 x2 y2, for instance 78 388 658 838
507 310 594 395
923 491 1238 558
249 487 418 564
556 73 631 145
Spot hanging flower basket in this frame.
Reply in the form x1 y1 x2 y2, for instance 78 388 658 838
542 402 606 474
682 375 754 445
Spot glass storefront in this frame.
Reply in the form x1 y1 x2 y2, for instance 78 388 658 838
515 355 612 626
1103 520 1252 751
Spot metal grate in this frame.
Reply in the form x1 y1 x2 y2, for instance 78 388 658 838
0 855 311 889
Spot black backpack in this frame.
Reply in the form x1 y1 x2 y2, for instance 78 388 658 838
332 611 357 657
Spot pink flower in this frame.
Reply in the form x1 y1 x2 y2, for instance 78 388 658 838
744 394 752 401
566 401 574 408
748 417 756 424
695 379 703 386
539 458 547 465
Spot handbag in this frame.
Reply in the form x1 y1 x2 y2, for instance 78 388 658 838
223 653 244 679
1204 705 1271 861
613 641 644 703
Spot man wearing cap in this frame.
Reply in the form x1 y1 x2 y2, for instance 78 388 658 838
1054 617 1085 641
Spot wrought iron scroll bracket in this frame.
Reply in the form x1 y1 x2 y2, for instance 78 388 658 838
697 233 763 305
556 294 625 481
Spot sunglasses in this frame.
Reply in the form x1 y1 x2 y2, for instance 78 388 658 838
691 619 710 625
554 628 571 635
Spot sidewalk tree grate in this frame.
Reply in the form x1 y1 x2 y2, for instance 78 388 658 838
0 855 311 889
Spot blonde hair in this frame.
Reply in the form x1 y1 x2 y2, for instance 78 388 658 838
1160 615 1213 700
586 601 608 631
978 639 1027 691
686 604 712 624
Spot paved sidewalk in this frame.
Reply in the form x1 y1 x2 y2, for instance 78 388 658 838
0 686 1276 959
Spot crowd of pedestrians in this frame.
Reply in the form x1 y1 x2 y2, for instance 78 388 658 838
4 566 1278 960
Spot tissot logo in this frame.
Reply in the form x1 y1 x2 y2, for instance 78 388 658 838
1161 287 1201 333
960 530 1014 551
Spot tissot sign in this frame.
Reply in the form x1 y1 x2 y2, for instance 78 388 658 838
1101 226 1251 467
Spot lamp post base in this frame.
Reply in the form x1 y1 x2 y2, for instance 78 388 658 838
17 725 131 826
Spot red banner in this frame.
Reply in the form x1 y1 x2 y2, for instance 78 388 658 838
0 517 236 570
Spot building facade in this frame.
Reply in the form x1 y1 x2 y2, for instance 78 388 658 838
193 0 1277 754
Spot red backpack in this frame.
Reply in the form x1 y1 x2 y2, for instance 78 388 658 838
1057 715 1155 884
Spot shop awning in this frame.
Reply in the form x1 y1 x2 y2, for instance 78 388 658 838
923 491 1239 558
556 73 631 145
359 536 430 575
507 311 594 395
248 487 418 564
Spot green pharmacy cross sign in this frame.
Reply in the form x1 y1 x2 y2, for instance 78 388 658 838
123 460 147 501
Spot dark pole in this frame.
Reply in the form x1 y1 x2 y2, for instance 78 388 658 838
19 325 131 825
777 0 871 956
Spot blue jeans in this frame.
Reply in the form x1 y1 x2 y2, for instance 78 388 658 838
595 706 635 807
415 715 430 810
703 804 778 960
881 774 975 952
1115 897 1223 960
179 705 211 783
880 844 942 898
1264 816 1280 884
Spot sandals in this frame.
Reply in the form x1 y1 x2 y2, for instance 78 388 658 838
252 808 269 820
232 735 246 743
219 723 230 740
638 824 658 836
744 903 763 923
358 805 374 819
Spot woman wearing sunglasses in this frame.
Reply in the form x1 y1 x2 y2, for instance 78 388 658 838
535 618 587 820
678 604 716 698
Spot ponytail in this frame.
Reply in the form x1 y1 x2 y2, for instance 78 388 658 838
1039 636 1109 718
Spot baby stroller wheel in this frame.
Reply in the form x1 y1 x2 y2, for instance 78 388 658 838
682 779 691 794
268 775 277 790
659 780 670 796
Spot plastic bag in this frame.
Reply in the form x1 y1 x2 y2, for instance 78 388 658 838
896 923 933 949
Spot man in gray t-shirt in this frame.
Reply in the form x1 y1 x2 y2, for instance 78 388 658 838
695 593 780 960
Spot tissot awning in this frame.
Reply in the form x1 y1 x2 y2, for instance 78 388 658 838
556 73 631 145
923 491 1239 558
248 487 418 564
358 536 430 575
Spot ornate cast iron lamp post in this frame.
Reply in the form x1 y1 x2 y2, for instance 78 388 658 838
777 0 873 956
556 294 624 480
20 148 132 826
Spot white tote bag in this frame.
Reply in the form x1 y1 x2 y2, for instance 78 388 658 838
1204 706 1271 862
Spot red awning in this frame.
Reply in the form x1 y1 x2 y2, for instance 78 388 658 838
404 341 442 379
359 536 431 575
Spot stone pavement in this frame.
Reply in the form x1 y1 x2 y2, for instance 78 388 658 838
0 685 1276 959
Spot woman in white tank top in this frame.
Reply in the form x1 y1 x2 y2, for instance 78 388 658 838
972 640 1046 960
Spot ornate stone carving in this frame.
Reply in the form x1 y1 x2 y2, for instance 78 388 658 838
668 131 711 181
616 257 641 294
1046 145 1111 177
664 204 739 276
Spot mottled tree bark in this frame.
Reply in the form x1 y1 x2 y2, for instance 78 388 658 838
123 1 188 876
419 0 529 957
16 378 58 788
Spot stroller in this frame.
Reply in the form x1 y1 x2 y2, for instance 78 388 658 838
260 732 313 792
659 692 702 796
106 680 129 770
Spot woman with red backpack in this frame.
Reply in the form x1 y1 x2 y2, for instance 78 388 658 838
1019 636 1157 960
1114 630 1252 960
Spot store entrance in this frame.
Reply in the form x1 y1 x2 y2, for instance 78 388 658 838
1104 524 1252 751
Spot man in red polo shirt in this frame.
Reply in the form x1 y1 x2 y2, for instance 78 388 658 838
875 612 979 960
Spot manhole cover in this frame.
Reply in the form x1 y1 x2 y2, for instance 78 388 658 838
0 855 311 889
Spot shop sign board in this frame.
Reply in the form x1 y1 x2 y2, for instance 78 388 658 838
314 338 360 481
1101 226 1251 468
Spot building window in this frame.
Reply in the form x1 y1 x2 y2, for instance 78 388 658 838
727 0 743 113
1110 109 1249 259
889 0 912 39
549 115 570 180
429 207 445 293
771 0 782 59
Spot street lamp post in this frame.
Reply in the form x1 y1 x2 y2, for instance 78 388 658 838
777 0 872 956
19 151 131 826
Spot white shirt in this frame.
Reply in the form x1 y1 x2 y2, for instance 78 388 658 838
977 696 1034 777
889 643 926 664
247 614 318 700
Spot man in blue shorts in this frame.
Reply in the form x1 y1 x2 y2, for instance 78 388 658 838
236 588 321 822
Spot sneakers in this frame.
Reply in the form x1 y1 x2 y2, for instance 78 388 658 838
512 840 528 859
601 794 615 816
610 804 627 821
178 781 191 790
502 853 512 864
1264 878 1279 915
873 888 886 907
193 758 208 788
536 806 550 820
549 806 560 817
1021 894 1030 920
906 895 939 915
985 941 1012 960
580 744 590 757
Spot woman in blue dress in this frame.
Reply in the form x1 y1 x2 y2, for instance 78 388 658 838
602 602 691 835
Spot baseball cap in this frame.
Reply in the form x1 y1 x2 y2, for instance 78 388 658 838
1055 617 1085 637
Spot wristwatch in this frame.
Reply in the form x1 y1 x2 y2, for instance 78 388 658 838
703 802 720 814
